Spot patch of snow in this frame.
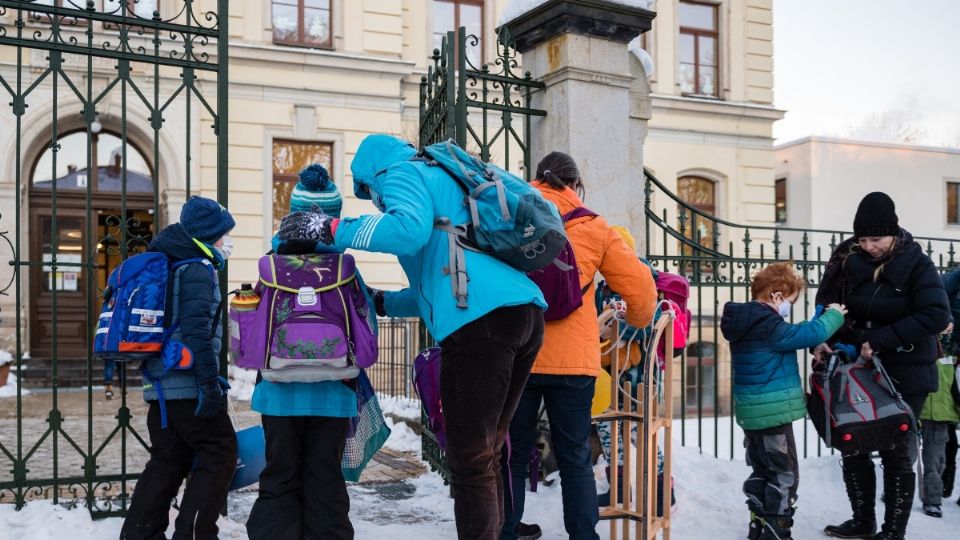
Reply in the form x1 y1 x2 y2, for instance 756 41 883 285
628 36 655 77
0 351 12 364
377 393 421 422
499 0 654 27
0 372 30 398
0 500 248 540
383 416 422 454
228 364 257 401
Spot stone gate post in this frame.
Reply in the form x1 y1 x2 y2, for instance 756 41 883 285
504 0 655 251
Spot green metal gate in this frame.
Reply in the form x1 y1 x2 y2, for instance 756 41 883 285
642 170 959 459
0 0 228 516
417 26 545 480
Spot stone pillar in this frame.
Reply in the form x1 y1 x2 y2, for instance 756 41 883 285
504 0 655 251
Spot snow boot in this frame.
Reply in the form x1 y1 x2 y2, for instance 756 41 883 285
824 461 876 539
922 503 942 518
747 512 762 540
872 470 915 540
757 512 792 540
517 522 542 540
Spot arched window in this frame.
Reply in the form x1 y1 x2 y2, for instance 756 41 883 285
684 341 716 413
677 175 717 264
31 131 153 192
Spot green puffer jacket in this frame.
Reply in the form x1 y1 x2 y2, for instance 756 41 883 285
919 359 959 423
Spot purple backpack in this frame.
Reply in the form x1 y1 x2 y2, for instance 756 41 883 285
230 253 377 382
527 207 598 321
413 347 445 450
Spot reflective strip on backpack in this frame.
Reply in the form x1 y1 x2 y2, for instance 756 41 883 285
128 325 165 333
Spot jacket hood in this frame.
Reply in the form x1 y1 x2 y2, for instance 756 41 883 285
721 301 779 343
350 134 418 200
149 223 215 263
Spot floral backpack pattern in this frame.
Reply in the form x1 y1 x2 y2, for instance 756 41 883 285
231 253 377 382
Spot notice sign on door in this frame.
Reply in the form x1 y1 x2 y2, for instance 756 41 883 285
43 253 82 291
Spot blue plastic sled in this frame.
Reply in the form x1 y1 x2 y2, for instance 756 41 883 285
230 425 266 491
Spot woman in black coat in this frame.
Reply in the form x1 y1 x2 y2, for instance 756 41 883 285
815 192 950 540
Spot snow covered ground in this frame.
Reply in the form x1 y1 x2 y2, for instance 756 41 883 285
0 378 28 398
3 440 955 540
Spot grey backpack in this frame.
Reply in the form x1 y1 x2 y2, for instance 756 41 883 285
806 353 916 456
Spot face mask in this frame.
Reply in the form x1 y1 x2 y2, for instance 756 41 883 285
217 235 234 260
778 299 792 318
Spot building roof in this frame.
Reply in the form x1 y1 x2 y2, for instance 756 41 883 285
775 135 960 155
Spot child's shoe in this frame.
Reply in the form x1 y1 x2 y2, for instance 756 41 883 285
104 384 114 400
747 512 762 540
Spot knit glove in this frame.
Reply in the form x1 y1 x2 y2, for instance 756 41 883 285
367 287 386 317
195 376 230 418
278 211 337 246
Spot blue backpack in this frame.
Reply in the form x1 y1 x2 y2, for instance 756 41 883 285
94 252 217 372
420 139 567 307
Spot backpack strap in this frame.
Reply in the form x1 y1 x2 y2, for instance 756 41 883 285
435 218 470 309
148 257 221 429
562 207 599 223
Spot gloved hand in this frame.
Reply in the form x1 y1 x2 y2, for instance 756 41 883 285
278 211 338 245
195 376 230 418
367 286 386 317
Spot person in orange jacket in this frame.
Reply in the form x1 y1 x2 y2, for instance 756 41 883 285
500 152 657 540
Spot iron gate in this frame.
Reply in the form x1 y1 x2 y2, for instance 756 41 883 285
643 170 960 459
0 0 228 516
417 26 545 480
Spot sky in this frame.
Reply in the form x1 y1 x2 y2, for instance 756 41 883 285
772 0 960 147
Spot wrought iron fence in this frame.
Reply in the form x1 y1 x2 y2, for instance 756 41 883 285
419 26 545 180
416 26 546 480
643 169 959 459
0 0 228 516
368 318 423 400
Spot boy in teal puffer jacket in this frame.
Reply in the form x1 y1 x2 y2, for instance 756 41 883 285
918 355 959 517
720 262 846 540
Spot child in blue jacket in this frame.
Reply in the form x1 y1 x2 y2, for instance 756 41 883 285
720 262 846 540
246 166 388 540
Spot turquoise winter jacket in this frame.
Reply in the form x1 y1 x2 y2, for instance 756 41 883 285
720 302 845 431
335 134 546 342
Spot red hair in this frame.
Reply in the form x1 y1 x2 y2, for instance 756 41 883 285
751 261 806 300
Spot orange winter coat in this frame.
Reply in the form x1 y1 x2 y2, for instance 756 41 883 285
530 181 657 377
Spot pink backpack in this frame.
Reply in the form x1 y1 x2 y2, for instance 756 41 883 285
655 272 691 353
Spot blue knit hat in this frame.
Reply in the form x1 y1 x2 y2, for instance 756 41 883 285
180 195 236 243
290 164 342 217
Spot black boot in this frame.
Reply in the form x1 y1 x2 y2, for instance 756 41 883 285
824 461 877 539
748 512 762 540
871 471 915 540
757 512 793 540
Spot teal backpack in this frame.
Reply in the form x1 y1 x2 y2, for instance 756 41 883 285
420 139 566 308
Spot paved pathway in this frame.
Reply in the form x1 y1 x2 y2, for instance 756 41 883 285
0 386 425 506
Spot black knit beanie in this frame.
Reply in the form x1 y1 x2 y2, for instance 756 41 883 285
853 192 899 238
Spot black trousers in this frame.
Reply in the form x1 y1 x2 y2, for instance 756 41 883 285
743 423 799 518
121 400 237 540
246 415 353 540
440 304 545 540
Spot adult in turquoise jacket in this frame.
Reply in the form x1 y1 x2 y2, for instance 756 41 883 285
304 134 547 540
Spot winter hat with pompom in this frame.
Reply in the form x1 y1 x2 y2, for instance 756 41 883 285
289 163 342 217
